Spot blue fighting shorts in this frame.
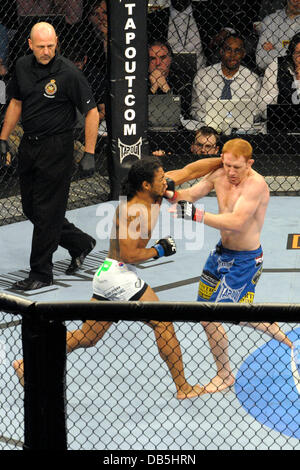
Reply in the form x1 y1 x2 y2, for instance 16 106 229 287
197 241 263 303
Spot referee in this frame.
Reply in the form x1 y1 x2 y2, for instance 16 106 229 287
0 22 99 291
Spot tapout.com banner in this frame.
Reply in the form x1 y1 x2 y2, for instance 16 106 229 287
108 0 149 198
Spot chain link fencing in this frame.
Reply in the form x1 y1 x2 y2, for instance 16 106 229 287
0 299 299 450
0 0 300 452
147 0 300 195
0 311 23 449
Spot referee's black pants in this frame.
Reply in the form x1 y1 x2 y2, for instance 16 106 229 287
18 132 95 283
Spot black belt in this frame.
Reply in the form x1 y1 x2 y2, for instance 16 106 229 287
24 131 73 141
24 134 51 141
215 242 223 254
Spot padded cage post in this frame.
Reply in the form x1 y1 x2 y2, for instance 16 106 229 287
22 316 67 450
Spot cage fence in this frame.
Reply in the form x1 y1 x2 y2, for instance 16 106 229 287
0 1 300 227
0 297 299 451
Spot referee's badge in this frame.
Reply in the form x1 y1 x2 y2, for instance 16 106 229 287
44 79 57 99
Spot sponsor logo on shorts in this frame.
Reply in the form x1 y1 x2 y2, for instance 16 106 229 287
252 265 263 285
106 286 126 298
255 253 263 265
239 291 255 303
201 270 219 287
96 260 112 277
198 281 217 300
217 257 234 272
215 278 246 303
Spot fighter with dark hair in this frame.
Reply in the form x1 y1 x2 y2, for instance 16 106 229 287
15 157 203 399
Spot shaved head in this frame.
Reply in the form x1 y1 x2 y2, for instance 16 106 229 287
30 21 56 40
28 22 57 65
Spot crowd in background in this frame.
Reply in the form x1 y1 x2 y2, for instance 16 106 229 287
0 0 300 156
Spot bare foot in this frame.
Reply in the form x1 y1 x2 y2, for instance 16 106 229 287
201 375 235 395
13 359 24 387
177 384 205 400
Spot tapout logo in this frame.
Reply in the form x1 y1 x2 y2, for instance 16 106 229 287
123 3 137 138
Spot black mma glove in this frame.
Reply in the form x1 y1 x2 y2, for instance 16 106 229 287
79 151 95 176
153 236 176 259
0 139 9 167
176 200 205 223
163 177 178 201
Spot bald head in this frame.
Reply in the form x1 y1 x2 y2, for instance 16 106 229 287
28 22 57 65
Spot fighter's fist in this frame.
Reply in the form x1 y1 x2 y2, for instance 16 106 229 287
153 236 176 259
163 177 177 201
176 200 205 222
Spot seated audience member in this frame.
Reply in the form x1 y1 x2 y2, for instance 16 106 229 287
0 3 18 35
0 23 9 76
87 0 108 56
16 0 83 25
147 0 206 69
190 34 261 127
200 1 262 69
258 32 300 117
152 126 220 158
148 41 175 95
10 0 83 64
256 0 300 71
148 41 192 119
191 126 220 155
78 0 107 73
258 0 286 20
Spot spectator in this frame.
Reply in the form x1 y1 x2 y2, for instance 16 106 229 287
258 0 286 20
10 1 83 65
66 46 107 125
0 2 18 35
79 0 107 73
147 0 206 69
190 34 261 127
16 0 83 26
200 1 262 69
71 1 108 137
191 126 220 155
258 32 300 117
87 0 108 55
152 126 220 158
0 23 9 75
148 41 173 95
148 40 192 119
256 0 300 71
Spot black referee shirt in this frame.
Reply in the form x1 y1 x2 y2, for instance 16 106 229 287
8 53 97 137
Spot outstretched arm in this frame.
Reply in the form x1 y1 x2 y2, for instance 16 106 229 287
166 157 222 185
